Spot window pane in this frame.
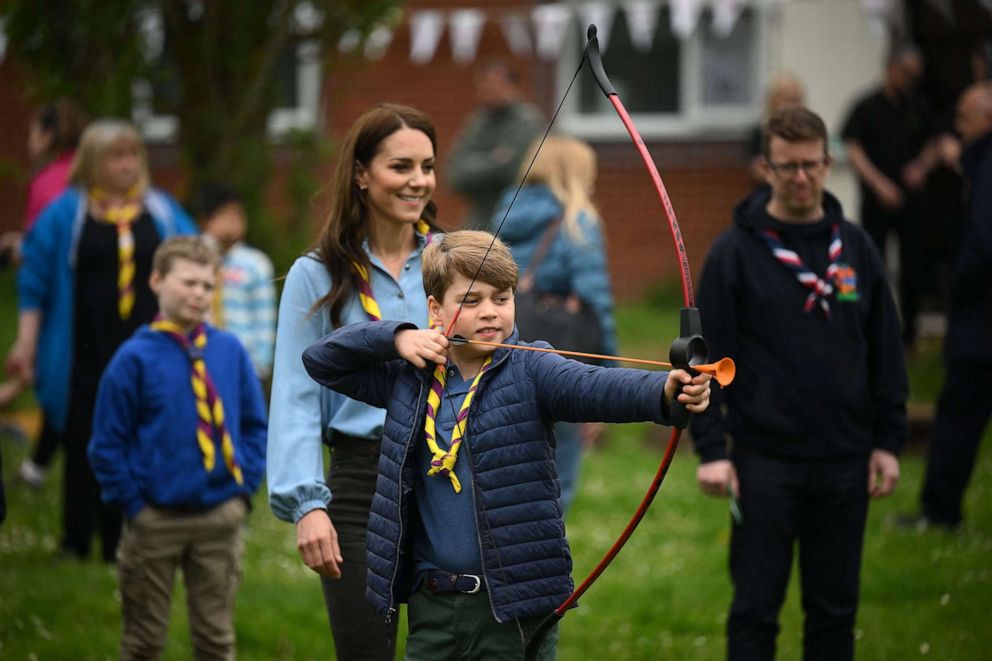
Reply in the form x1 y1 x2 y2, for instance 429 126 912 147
274 44 300 110
579 7 680 114
700 10 754 106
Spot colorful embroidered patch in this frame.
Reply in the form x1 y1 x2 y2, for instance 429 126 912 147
833 264 859 301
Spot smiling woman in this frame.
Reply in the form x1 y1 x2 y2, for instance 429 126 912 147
265 104 443 660
356 127 437 234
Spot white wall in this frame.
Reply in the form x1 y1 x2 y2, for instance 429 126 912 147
763 0 890 218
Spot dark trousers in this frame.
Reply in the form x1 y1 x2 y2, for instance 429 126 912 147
921 361 992 525
63 388 121 561
320 437 395 661
62 432 121 561
727 452 869 661
862 202 923 344
406 585 558 660
31 417 61 467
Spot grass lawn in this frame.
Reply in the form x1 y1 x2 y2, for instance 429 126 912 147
2 273 991 659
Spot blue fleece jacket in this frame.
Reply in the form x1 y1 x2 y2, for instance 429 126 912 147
303 320 673 623
17 187 196 432
88 325 268 519
492 185 618 358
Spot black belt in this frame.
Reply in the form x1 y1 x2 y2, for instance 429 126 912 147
424 570 484 594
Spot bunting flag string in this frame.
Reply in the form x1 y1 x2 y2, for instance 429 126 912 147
396 0 757 66
334 0 945 66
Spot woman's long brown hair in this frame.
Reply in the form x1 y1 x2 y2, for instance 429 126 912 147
313 104 439 326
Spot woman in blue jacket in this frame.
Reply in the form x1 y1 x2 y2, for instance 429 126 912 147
491 135 618 514
8 119 195 561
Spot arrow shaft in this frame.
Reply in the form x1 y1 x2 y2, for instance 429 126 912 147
460 338 672 368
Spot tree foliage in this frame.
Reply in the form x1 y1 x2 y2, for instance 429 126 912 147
6 0 400 250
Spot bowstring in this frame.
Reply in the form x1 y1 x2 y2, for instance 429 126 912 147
443 39 593 339
439 37 593 465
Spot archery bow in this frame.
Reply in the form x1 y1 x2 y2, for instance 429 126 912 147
522 25 710 658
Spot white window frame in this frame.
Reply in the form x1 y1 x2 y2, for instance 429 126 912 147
558 5 768 141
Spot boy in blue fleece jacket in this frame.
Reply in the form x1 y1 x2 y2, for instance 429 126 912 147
302 230 710 660
88 236 267 659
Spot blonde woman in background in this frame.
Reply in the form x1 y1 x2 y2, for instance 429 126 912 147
490 135 618 516
8 120 195 560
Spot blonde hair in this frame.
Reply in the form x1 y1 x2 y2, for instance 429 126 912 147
69 119 150 195
152 236 220 276
519 135 600 241
422 231 518 301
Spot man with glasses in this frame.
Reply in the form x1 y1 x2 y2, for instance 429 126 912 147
690 106 908 661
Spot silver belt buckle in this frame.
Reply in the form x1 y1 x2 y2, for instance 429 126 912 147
464 574 482 594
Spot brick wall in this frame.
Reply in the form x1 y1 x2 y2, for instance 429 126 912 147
0 63 32 234
320 0 753 299
0 0 752 300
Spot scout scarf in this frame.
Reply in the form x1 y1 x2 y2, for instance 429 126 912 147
150 318 244 485
758 223 842 319
90 187 143 320
352 219 433 321
423 356 493 493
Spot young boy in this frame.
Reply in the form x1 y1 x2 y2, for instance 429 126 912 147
188 184 276 381
302 230 710 659
88 236 267 659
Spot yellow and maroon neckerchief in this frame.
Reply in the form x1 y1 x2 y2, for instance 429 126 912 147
352 219 433 321
423 355 493 493
150 318 243 485
89 186 143 320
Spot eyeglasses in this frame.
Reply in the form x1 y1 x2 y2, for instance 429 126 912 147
766 157 830 177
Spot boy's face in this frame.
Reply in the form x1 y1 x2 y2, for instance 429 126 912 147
150 258 216 331
202 202 246 250
429 272 514 352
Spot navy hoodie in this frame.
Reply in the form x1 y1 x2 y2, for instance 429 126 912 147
690 188 908 463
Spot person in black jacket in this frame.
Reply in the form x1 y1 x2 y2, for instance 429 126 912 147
842 45 940 348
690 107 908 661
912 81 992 530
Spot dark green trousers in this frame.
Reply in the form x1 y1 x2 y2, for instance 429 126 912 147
405 584 558 660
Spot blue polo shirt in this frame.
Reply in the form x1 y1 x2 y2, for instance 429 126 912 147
412 365 483 578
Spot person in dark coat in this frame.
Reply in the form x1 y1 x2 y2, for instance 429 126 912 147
691 107 908 660
842 45 940 347
912 81 992 530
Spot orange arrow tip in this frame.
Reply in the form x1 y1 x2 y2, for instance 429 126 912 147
694 357 736 387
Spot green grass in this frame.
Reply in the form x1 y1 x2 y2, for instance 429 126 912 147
2 271 990 659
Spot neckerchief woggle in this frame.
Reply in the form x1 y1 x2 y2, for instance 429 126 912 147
423 355 493 493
